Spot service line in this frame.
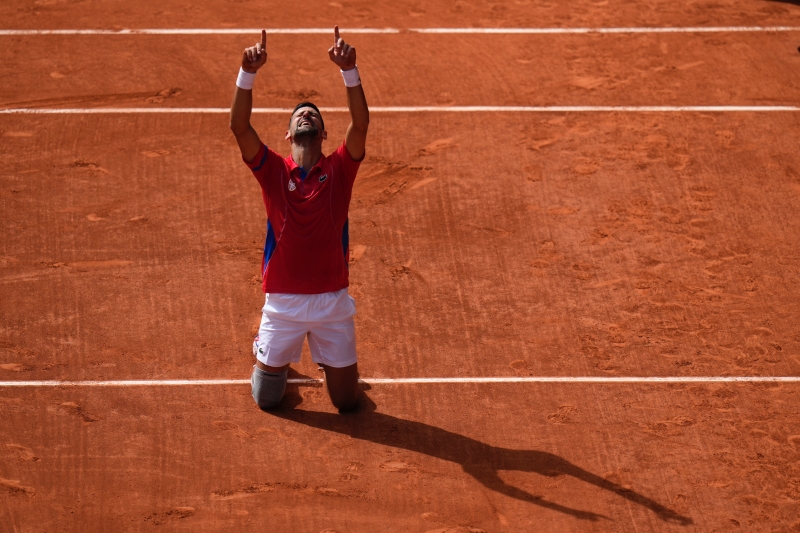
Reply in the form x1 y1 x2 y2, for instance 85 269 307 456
1 376 799 387
2 106 799 114
0 26 799 35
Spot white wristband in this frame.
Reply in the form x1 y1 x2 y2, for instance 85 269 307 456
236 67 256 90
341 66 361 87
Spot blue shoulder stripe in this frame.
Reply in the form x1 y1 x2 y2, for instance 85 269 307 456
262 220 277 276
252 145 268 172
341 218 349 266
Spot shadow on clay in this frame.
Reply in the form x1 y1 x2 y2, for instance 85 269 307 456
266 388 693 525
767 0 800 6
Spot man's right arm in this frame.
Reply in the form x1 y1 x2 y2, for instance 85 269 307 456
230 30 268 163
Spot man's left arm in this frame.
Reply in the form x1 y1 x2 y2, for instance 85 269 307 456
328 26 369 161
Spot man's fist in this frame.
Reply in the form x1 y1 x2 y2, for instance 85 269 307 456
242 30 267 73
328 26 356 71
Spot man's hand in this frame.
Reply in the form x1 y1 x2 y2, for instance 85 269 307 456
328 26 356 70
329 25 368 161
242 30 268 73
231 29 267 163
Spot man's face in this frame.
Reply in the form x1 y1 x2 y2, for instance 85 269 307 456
289 107 324 140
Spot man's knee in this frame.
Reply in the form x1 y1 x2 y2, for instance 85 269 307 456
322 364 360 412
251 366 288 410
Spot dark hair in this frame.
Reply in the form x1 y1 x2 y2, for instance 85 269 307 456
290 102 324 131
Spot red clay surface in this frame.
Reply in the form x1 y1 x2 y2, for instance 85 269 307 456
0 0 798 30
3 383 800 531
3 1 800 531
3 33 800 109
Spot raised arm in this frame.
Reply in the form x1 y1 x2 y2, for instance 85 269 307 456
328 26 369 161
230 30 268 163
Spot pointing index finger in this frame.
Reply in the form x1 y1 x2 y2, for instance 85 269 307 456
261 29 266 49
334 25 340 44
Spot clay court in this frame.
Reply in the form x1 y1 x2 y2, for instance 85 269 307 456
2 0 800 531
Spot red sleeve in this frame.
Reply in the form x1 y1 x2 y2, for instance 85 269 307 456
244 144 281 193
333 141 363 189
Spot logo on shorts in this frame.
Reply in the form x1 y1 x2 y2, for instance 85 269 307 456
319 174 328 183
288 179 296 192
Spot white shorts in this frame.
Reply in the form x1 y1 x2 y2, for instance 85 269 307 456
252 288 357 368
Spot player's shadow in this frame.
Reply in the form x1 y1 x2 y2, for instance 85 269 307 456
268 390 692 525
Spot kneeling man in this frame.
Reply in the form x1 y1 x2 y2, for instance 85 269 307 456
229 27 369 411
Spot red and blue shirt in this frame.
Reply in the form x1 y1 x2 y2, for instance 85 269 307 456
245 142 361 294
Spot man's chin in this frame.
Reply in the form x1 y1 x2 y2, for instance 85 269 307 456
294 128 320 141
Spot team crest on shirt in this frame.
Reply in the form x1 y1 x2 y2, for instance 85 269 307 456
319 174 328 183
288 179 296 191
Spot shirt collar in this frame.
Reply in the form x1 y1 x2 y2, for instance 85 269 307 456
287 152 326 176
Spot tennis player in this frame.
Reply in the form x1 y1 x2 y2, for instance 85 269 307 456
230 27 369 411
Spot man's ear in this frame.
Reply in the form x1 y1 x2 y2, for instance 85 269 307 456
321 129 328 141
285 130 292 142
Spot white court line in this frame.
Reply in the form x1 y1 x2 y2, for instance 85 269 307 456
1 376 799 387
413 26 800 34
1 26 799 35
2 106 799 114
0 28 399 35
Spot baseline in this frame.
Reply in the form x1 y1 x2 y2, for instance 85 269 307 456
1 376 799 387
2 106 800 114
1 26 799 35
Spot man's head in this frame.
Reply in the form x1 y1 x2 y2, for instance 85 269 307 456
286 102 326 144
